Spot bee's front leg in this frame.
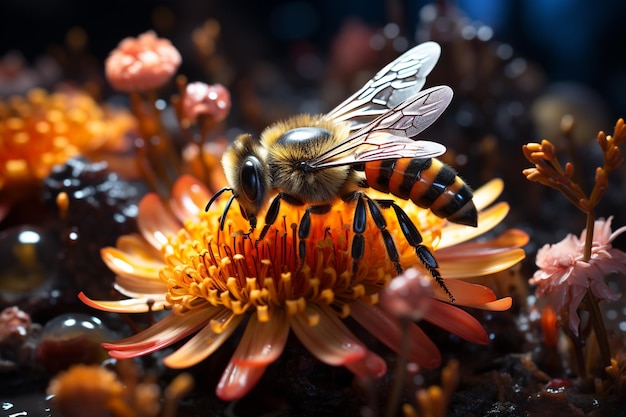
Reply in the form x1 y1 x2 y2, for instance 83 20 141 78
297 203 331 266
255 193 305 247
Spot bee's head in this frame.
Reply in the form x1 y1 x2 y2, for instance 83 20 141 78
222 133 270 226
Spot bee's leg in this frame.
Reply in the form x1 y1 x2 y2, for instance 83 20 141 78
255 193 283 245
219 192 238 231
364 197 403 275
255 193 305 246
298 203 331 265
377 199 454 302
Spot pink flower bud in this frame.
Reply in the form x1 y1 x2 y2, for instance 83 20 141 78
182 82 231 123
105 31 181 92
379 268 433 321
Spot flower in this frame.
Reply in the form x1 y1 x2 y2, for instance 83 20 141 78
47 362 194 417
0 88 134 195
530 216 626 335
105 31 181 92
47 364 124 417
80 175 526 400
182 82 231 124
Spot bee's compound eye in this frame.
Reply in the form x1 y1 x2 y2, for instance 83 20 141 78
240 157 261 202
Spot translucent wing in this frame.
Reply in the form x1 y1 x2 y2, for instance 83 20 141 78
323 41 442 131
309 85 452 169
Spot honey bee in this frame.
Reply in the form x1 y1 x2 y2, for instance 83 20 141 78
207 41 476 300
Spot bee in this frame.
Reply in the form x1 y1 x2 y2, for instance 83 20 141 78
206 41 476 300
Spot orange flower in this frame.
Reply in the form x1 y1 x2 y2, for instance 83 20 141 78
0 88 133 193
105 31 181 92
80 175 526 400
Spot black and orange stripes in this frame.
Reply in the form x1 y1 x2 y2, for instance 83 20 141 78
364 158 477 227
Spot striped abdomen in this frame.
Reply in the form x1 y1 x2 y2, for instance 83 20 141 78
364 158 477 226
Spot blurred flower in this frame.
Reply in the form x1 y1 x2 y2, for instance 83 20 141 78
47 364 124 417
379 267 433 321
0 51 61 96
531 216 626 335
182 82 230 124
47 362 193 417
0 88 134 195
80 175 525 400
105 31 181 92
0 306 31 347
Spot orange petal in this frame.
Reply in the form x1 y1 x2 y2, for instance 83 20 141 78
437 202 509 249
170 175 212 223
436 229 529 258
423 300 489 345
116 233 163 259
438 248 526 278
216 361 267 401
344 349 387 378
472 178 503 211
138 193 181 250
290 304 366 366
432 282 513 311
434 280 496 305
101 246 164 280
163 310 244 369
78 291 168 313
230 310 289 367
102 308 214 356
465 297 512 311
350 301 441 368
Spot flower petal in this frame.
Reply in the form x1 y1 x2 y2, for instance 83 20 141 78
78 291 168 313
230 310 289 367
436 229 529 259
344 349 387 378
163 310 243 369
350 301 441 368
101 245 165 279
423 300 489 345
437 202 509 249
433 279 496 305
472 178 503 211
467 297 513 311
438 248 527 278
138 193 181 250
216 361 267 401
102 307 214 357
290 304 366 366
170 175 212 223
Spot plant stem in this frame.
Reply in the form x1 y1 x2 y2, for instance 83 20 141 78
581 209 611 369
385 318 410 417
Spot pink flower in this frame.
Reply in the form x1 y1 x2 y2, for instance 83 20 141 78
182 82 231 123
105 31 181 92
379 267 433 321
530 216 626 335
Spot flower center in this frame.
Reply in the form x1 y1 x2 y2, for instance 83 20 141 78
159 200 404 322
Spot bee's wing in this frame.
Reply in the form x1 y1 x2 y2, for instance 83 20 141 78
323 41 442 131
310 85 452 168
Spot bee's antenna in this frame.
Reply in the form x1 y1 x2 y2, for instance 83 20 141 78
205 187 234 212
219 193 237 231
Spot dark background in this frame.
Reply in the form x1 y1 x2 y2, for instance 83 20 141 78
1 0 625 118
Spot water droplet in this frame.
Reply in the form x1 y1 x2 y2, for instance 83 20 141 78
35 313 111 374
0 226 57 302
